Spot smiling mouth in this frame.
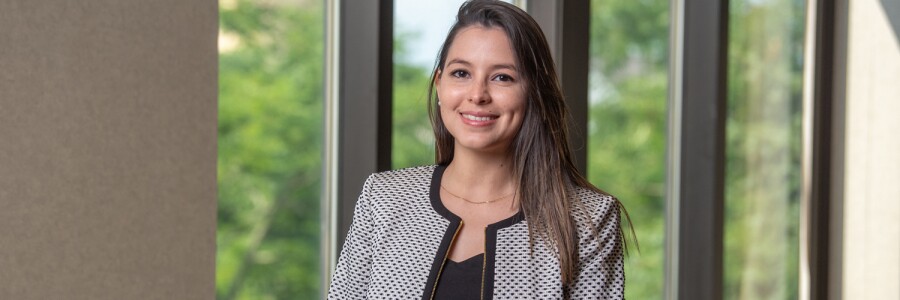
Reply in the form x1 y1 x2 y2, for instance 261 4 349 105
461 113 498 121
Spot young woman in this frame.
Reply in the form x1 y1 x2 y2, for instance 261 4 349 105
329 1 626 299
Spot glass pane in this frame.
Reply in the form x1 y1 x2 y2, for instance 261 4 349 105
724 0 805 298
588 0 669 298
217 0 324 298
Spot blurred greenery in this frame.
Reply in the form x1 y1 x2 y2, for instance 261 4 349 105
217 0 323 299
587 0 668 298
217 0 804 299
392 29 436 168
724 0 804 299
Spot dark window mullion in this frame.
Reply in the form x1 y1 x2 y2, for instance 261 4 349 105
667 0 728 299
527 0 590 175
336 0 393 248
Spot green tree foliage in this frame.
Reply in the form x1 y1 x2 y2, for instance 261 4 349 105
392 31 436 169
588 0 669 298
588 0 806 298
724 0 804 299
217 0 323 299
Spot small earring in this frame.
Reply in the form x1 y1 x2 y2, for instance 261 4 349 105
437 101 442 106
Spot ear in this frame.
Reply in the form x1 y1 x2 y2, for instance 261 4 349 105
433 70 442 89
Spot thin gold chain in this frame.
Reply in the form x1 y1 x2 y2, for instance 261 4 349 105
440 185 514 205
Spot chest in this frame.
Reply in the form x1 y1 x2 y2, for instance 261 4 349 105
366 211 565 300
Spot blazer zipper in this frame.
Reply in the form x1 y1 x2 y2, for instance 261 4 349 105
480 228 487 300
430 220 463 300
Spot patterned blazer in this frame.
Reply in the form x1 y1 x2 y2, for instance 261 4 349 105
327 165 625 299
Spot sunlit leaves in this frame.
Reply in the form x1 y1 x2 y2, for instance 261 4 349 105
218 0 324 299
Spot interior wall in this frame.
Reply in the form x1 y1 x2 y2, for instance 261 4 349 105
0 1 217 299
841 0 900 298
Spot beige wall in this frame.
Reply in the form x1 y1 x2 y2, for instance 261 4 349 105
0 1 217 299
842 0 900 299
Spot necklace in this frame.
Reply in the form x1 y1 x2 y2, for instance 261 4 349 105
440 185 514 205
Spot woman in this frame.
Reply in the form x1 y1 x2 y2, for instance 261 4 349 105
328 1 626 299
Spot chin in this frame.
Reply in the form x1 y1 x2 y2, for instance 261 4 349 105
455 139 508 154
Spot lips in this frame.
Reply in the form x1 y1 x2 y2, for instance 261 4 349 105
459 111 499 126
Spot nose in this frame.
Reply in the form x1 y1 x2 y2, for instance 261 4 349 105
468 80 491 104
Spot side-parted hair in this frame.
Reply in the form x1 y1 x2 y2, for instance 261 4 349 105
427 0 632 287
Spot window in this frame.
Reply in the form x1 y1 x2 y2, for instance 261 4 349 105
588 0 669 298
724 0 806 298
217 0 325 298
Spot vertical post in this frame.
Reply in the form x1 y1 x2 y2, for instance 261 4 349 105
527 0 590 175
827 1 849 297
666 0 728 299
335 0 393 252
800 0 839 299
322 0 341 294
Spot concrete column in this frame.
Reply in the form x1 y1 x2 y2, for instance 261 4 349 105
841 0 900 299
0 1 217 299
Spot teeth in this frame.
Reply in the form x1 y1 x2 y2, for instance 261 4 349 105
462 114 495 121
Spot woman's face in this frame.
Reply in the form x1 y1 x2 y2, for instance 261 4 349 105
435 26 526 156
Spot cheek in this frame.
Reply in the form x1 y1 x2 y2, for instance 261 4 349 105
506 91 527 114
439 87 466 105
436 91 453 112
439 104 457 130
439 109 451 125
508 94 527 129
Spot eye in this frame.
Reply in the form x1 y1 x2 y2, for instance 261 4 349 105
493 74 515 82
449 70 469 78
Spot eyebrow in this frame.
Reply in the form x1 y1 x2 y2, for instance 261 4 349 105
446 58 518 72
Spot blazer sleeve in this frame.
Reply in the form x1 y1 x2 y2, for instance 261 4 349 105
327 175 377 299
567 197 626 299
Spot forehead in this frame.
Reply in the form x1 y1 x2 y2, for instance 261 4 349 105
446 26 517 65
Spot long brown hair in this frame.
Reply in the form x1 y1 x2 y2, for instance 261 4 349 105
427 0 630 285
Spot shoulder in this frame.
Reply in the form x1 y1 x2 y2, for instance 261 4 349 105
570 186 622 241
366 165 437 186
359 165 438 199
571 186 620 220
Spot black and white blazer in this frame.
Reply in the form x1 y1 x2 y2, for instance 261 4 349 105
327 165 625 299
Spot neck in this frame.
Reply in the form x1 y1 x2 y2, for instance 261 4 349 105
442 147 517 199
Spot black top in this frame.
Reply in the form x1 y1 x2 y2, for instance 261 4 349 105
434 253 485 299
424 164 525 300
